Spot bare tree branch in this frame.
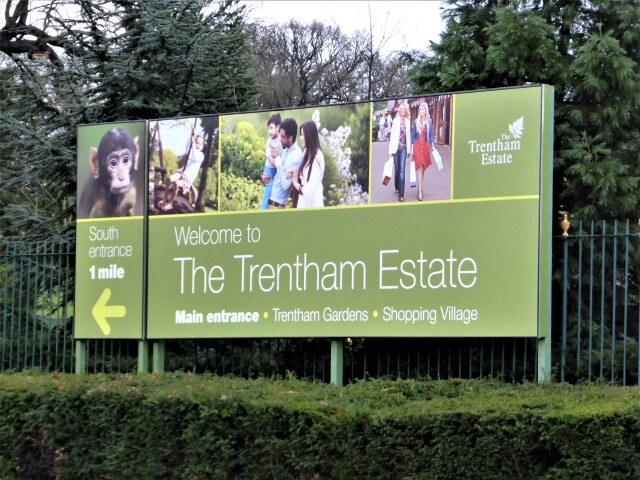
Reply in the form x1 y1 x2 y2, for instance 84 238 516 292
0 0 69 66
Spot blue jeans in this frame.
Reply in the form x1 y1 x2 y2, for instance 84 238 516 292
260 166 277 210
394 147 407 199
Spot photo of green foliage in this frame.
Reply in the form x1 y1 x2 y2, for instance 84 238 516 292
220 103 370 212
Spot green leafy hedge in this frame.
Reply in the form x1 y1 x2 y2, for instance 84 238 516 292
0 374 638 479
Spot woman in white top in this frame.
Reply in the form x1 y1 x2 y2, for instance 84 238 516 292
388 102 412 202
292 120 324 208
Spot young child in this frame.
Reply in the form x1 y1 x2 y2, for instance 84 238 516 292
260 113 283 210
158 129 206 212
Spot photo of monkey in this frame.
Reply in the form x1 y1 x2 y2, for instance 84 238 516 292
77 122 147 219
148 115 219 215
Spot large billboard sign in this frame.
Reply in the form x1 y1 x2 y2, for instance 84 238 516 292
75 121 147 339
75 85 553 340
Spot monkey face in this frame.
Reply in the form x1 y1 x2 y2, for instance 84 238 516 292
80 127 141 219
89 128 140 194
106 147 135 194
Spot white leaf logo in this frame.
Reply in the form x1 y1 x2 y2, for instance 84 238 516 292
509 117 524 138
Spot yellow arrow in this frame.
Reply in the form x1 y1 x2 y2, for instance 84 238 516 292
92 288 126 336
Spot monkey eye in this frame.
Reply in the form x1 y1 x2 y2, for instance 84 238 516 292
110 158 117 167
122 156 129 164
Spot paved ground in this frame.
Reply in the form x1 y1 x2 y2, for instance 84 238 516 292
370 139 452 205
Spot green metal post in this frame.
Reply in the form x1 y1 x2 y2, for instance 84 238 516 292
537 337 551 383
330 339 344 386
75 340 88 374
560 232 568 382
152 340 165 373
537 86 555 384
538 214 569 383
138 340 149 373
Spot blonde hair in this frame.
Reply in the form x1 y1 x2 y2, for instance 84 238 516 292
418 102 429 128
399 102 411 126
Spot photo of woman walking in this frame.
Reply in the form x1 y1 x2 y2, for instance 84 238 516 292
411 102 434 201
370 94 451 205
388 102 412 202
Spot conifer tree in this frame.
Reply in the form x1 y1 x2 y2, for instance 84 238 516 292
407 0 640 221
405 0 640 380
0 0 255 240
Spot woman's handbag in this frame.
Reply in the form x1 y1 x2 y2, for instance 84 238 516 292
382 157 393 185
290 186 299 208
409 161 417 187
432 147 443 171
290 173 300 208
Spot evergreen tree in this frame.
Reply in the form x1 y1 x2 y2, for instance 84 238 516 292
406 0 640 382
0 0 255 240
406 0 640 221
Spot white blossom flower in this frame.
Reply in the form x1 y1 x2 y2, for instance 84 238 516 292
314 110 368 206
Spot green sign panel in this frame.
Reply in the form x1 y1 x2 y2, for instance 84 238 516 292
145 85 553 339
74 85 553 340
74 121 147 339
453 87 544 199
146 199 540 338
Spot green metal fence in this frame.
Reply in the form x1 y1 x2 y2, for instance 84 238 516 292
2 221 638 384
558 219 640 385
1 240 74 373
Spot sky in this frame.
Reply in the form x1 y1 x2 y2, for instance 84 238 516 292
241 1 445 55
0 1 445 57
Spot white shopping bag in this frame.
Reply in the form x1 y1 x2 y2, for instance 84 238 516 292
432 148 443 171
382 157 393 185
409 161 416 187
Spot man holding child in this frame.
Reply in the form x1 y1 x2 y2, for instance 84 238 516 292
261 117 303 209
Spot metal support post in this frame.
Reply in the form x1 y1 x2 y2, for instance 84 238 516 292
75 340 88 374
138 340 149 373
330 339 344 386
152 340 165 374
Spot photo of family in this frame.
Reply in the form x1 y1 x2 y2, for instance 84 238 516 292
148 116 219 215
370 94 452 204
143 96 450 215
219 104 370 212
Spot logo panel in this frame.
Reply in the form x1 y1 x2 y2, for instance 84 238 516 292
453 89 542 200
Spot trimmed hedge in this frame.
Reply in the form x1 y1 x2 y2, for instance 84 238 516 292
0 374 638 479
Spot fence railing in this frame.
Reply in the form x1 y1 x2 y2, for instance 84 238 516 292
557 219 640 385
2 220 638 384
1 240 74 373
